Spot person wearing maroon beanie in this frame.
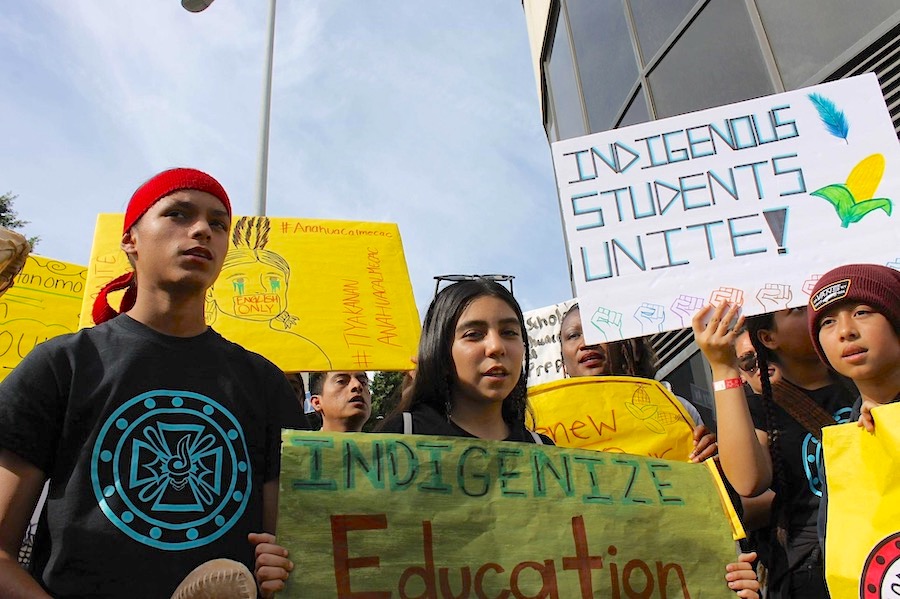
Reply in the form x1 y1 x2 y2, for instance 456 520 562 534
806 263 899 560
0 168 298 598
808 263 900 431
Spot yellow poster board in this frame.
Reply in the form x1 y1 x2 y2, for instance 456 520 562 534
529 376 696 461
278 431 742 598
78 215 420 372
0 255 86 381
823 402 900 598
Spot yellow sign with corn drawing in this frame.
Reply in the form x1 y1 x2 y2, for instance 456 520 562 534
277 431 743 598
0 255 87 381
79 215 420 372
823 402 900 599
528 377 696 461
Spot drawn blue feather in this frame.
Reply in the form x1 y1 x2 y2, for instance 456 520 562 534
808 93 849 142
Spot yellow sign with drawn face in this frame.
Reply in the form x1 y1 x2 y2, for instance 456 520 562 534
528 376 696 461
79 215 420 372
0 255 87 381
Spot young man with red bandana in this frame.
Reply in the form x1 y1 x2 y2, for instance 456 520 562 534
0 168 294 598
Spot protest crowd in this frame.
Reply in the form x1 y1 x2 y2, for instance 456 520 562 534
0 118 897 598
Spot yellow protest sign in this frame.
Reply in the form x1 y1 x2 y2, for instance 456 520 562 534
528 377 696 461
278 431 741 598
79 215 420 372
0 255 86 381
823 402 900 598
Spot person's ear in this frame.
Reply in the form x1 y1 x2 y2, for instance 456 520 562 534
121 229 137 257
310 395 323 413
757 328 778 351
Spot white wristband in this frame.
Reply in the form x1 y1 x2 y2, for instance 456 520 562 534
713 378 743 392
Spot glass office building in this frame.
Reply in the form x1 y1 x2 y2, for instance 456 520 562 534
522 0 900 421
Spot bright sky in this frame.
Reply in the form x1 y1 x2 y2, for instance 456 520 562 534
0 1 573 317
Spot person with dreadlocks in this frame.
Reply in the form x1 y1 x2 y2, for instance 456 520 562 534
206 216 331 370
560 303 717 463
692 301 855 598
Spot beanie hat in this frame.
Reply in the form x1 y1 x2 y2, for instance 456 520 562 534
807 263 900 365
92 168 232 325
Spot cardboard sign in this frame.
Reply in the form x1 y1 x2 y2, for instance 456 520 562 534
823 402 900 598
79 215 420 372
277 431 743 598
524 299 576 387
552 73 899 344
529 377 696 461
0 255 86 381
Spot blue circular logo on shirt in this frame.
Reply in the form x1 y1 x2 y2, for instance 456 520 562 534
90 390 251 550
802 406 852 497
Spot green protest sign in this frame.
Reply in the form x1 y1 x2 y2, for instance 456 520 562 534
278 432 742 598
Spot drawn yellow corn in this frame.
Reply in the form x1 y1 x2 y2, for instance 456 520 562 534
631 386 651 406
655 411 682 426
845 153 884 202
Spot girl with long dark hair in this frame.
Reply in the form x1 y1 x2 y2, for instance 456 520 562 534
255 280 761 596
377 278 547 442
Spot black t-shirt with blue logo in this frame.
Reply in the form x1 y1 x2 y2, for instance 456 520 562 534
747 382 854 591
0 315 295 598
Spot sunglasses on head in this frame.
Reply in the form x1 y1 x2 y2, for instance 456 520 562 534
433 274 515 297
737 352 758 374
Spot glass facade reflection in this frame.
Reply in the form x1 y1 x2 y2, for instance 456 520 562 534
648 0 773 119
540 0 900 141
567 0 637 132
530 0 900 395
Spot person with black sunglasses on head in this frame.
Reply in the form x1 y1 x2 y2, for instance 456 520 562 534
379 278 545 442
255 278 762 597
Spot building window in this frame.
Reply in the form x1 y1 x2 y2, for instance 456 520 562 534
618 86 650 127
755 0 900 88
544 4 587 141
567 0 639 133
647 0 774 119
628 0 698 65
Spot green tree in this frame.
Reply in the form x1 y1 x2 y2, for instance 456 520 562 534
364 370 406 431
0 192 39 248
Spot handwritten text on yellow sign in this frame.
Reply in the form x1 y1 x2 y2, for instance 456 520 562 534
79 215 420 372
0 255 86 380
529 377 696 460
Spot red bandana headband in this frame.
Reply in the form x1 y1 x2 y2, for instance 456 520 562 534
91 168 232 325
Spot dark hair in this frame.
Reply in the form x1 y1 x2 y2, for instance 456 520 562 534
745 312 790 548
561 303 658 377
308 372 325 397
383 279 530 427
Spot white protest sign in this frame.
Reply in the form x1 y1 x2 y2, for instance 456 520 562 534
524 298 576 387
553 73 899 345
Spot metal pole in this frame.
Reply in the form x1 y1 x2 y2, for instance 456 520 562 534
254 0 277 215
